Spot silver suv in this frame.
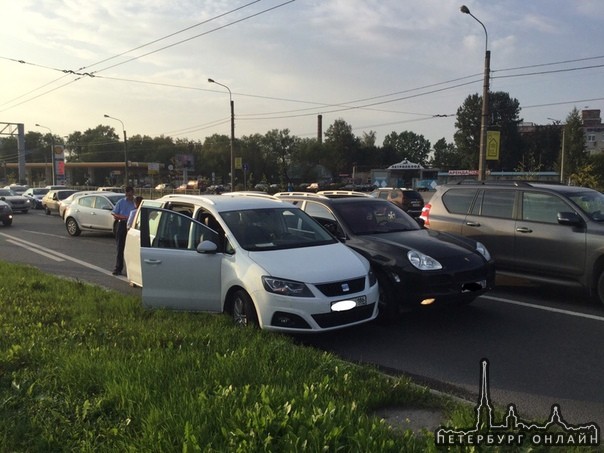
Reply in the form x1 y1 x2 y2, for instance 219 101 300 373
421 181 604 304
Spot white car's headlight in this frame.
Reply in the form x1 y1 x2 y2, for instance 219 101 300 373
368 270 377 287
475 241 491 261
262 276 314 297
407 250 442 271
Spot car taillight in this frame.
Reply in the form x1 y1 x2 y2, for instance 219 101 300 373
420 203 431 226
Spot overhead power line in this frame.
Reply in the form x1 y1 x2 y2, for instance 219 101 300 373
0 1 295 111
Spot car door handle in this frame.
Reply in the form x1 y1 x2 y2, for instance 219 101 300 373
465 221 481 227
143 259 162 265
516 227 533 233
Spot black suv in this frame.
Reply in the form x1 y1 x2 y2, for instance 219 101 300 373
421 181 604 304
275 191 495 319
370 187 425 217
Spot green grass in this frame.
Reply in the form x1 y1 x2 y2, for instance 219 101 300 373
6 261 592 452
0 262 447 451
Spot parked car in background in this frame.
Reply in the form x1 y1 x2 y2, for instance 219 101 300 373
421 181 604 304
0 200 13 226
63 192 123 236
123 193 379 332
23 187 50 210
0 188 31 213
42 189 78 215
4 184 28 195
58 190 104 219
370 187 425 217
275 191 494 319
98 186 124 193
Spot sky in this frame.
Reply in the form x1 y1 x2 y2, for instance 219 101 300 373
1 0 604 152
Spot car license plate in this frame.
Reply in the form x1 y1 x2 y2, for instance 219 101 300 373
354 295 367 306
330 295 367 312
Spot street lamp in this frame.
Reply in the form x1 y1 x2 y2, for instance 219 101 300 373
103 114 129 185
35 123 56 185
461 5 490 181
208 78 235 190
548 118 566 183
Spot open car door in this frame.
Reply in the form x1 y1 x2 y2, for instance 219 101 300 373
138 206 223 312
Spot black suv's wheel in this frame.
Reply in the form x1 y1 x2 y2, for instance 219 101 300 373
65 217 81 236
231 290 259 328
2 219 12 226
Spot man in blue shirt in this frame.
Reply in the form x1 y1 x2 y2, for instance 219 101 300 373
111 186 136 275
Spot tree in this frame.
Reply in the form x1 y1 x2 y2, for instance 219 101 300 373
520 124 561 172
201 134 231 184
562 107 588 181
72 125 121 162
324 119 360 178
454 91 523 171
430 138 462 170
292 138 326 183
260 129 297 188
382 131 431 166
569 163 599 188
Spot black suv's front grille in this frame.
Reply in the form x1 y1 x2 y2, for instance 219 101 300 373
315 277 365 297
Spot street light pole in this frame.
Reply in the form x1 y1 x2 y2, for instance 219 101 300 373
35 123 56 185
104 114 129 186
208 78 235 191
548 118 566 183
461 5 490 181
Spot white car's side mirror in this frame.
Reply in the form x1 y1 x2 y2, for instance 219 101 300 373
196 240 218 254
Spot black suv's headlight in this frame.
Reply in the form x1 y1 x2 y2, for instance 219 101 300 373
475 241 491 261
262 276 314 297
407 250 442 271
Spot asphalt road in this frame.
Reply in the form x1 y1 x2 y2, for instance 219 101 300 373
2 208 604 437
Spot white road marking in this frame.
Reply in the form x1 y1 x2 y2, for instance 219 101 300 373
22 229 69 240
482 295 604 322
0 232 125 279
6 239 65 262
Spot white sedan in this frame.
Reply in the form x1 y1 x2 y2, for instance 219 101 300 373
124 194 379 333
63 192 123 236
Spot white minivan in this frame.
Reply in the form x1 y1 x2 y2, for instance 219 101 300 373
124 194 379 333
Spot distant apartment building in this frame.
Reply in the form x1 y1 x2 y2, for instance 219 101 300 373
582 109 604 155
520 109 604 156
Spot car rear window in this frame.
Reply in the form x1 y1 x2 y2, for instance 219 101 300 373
442 188 478 214
403 191 423 200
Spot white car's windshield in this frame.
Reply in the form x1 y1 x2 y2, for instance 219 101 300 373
221 208 336 251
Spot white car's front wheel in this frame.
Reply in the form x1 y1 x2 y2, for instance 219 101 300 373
65 217 81 237
231 290 258 328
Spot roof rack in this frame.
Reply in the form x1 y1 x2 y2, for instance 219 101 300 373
316 190 372 197
454 180 534 187
226 191 278 199
274 191 329 199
